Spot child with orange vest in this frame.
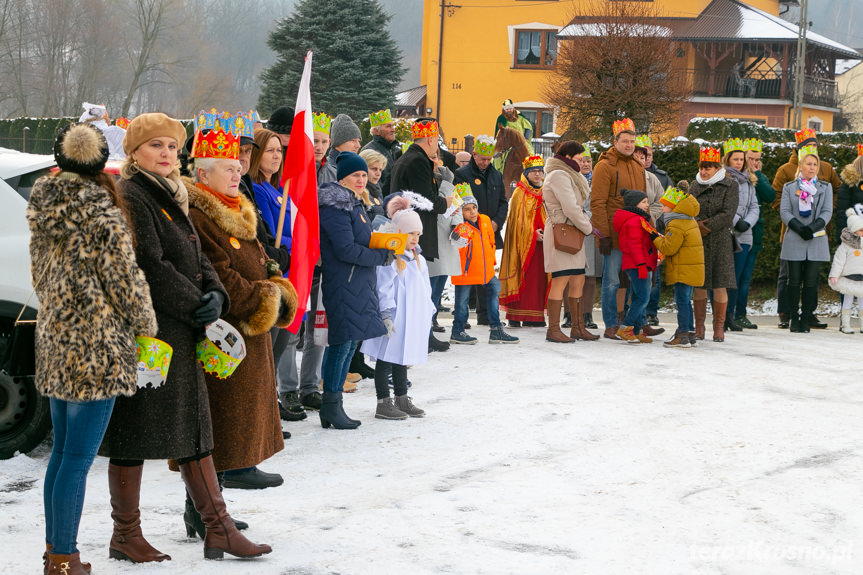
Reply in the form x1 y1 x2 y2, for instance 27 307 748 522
450 193 519 344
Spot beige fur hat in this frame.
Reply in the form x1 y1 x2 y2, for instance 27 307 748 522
123 112 187 155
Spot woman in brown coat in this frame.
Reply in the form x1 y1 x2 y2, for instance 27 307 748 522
182 144 297 535
543 141 598 343
99 113 272 561
688 147 739 342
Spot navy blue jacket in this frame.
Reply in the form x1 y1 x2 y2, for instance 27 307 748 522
318 182 389 345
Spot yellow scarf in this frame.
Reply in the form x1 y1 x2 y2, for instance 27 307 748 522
499 175 547 303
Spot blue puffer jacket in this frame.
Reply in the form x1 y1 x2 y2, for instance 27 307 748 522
318 182 389 345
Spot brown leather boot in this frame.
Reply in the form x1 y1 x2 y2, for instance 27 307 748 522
108 464 171 563
46 552 88 575
712 300 727 342
694 299 707 340
569 298 599 341
45 545 91 575
545 299 574 343
180 455 272 559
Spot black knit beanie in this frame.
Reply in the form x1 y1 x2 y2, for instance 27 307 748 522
622 187 648 208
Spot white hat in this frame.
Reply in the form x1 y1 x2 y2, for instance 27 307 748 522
846 206 863 234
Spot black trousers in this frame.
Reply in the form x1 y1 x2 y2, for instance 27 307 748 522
374 360 408 400
786 259 822 318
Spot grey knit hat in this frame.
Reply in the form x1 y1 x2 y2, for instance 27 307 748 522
331 114 361 148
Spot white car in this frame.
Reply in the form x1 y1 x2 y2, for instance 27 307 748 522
0 148 56 458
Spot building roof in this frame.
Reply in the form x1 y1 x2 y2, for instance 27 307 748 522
395 85 427 108
673 0 860 59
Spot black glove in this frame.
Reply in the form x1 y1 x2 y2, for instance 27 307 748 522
734 220 750 233
598 236 613 255
649 231 660 241
809 218 826 233
194 291 225 326
788 218 812 240
382 250 397 266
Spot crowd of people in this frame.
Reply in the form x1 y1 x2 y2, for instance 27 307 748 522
24 96 863 572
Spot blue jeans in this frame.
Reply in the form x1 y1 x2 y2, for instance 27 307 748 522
601 249 623 328
429 274 448 327
453 276 501 334
44 396 116 554
726 243 751 321
321 340 358 393
622 269 650 333
673 283 695 333
734 245 758 318
646 262 663 315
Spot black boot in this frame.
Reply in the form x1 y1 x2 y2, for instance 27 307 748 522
349 348 375 379
724 315 743 332
185 473 249 539
319 391 360 429
583 313 597 329
428 333 450 352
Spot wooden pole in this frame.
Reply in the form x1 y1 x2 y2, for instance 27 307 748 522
274 178 292 249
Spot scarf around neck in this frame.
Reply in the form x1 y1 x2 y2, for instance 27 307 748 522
797 176 818 217
137 168 189 215
554 154 581 173
696 167 726 186
196 182 241 211
726 166 749 185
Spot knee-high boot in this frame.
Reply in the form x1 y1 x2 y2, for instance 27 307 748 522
712 300 727 342
694 298 707 340
570 297 599 341
546 299 574 343
179 455 272 560
108 464 171 563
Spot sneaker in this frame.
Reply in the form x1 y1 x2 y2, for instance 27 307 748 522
450 330 478 344
646 314 659 326
663 331 691 348
394 395 425 417
489 325 519 344
301 391 322 410
616 326 639 342
429 334 450 352
375 397 408 420
634 332 653 343
279 392 307 422
736 316 758 329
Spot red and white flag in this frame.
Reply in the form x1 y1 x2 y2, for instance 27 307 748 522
278 50 319 333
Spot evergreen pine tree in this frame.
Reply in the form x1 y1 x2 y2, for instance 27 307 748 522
258 0 405 120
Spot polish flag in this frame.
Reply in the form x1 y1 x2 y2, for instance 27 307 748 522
277 50 319 333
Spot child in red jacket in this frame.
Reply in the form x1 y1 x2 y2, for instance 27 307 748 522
612 189 660 343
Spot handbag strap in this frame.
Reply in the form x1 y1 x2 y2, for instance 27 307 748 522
15 241 64 325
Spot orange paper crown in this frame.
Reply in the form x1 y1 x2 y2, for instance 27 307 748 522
522 155 544 170
857 143 863 156
795 128 817 145
613 118 636 137
115 117 130 129
699 147 721 163
412 119 438 140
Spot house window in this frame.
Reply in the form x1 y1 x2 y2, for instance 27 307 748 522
515 30 557 68
808 118 823 131
518 109 555 137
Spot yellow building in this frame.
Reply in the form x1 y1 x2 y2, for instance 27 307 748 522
419 0 858 146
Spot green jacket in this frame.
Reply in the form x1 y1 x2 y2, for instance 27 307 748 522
751 170 776 252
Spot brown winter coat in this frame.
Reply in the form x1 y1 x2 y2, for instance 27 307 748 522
542 156 593 273
652 194 704 287
590 146 647 249
688 174 739 290
26 173 158 402
185 183 297 471
100 173 228 461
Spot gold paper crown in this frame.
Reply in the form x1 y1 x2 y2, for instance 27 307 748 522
699 147 721 163
115 117 130 129
798 144 819 162
313 112 331 134
634 134 653 148
412 119 438 140
743 138 762 153
795 128 817 145
857 143 863 156
191 109 240 160
660 186 686 208
453 182 473 197
369 109 393 127
522 155 544 170
613 118 636 137
581 144 592 157
474 136 495 157
724 138 745 156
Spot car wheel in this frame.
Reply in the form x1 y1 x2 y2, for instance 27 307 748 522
0 329 51 459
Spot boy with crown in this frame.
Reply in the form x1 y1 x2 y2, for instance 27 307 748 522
361 108 401 193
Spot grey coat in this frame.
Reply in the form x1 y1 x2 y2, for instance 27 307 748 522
689 175 739 289
780 179 833 262
728 170 759 246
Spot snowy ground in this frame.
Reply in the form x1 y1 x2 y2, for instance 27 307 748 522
2 312 861 574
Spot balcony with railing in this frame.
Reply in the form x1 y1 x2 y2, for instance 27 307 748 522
684 68 839 109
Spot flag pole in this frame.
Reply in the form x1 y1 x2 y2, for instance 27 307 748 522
274 177 292 249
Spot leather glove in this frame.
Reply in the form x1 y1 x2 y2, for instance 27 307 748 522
734 220 751 233
697 221 711 236
382 249 397 266
598 236 612 255
637 264 648 280
194 291 225 326
788 218 812 240
383 318 396 338
810 218 826 233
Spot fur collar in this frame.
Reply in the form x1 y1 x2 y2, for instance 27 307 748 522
841 227 862 249
318 181 358 211
186 180 258 241
841 164 862 186
27 174 117 240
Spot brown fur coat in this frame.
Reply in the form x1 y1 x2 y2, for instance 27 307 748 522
26 173 157 402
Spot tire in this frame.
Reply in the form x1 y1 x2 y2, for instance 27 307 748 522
0 317 51 459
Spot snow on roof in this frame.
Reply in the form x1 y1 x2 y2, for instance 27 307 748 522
836 59 863 76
